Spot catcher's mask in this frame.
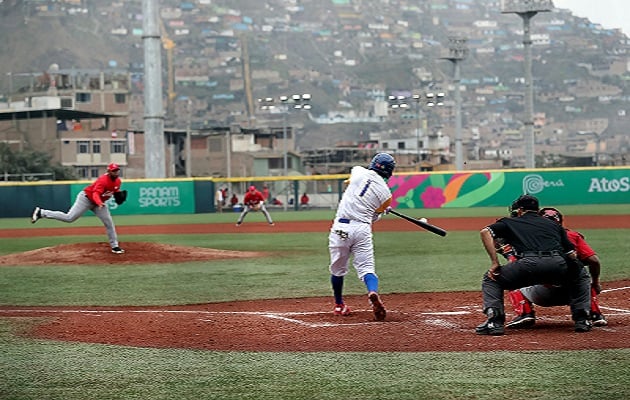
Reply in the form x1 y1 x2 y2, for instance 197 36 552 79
369 153 396 179
508 199 519 217
539 207 563 224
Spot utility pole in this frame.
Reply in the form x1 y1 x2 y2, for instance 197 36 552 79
502 0 553 169
441 36 468 171
186 99 192 177
142 0 166 178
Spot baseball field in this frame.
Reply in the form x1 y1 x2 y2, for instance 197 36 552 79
0 205 629 399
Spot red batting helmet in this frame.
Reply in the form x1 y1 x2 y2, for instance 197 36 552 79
107 163 120 172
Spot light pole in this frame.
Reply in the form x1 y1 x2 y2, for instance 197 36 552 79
6 72 12 104
577 131 602 166
186 99 192 177
441 36 468 170
258 94 312 210
388 92 444 169
502 0 552 169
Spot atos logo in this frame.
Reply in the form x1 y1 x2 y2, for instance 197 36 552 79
587 177 629 193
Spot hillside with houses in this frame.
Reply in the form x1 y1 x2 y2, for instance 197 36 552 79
0 0 628 171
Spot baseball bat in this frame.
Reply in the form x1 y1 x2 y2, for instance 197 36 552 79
388 209 448 237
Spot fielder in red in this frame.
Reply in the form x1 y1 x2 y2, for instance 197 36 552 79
235 185 274 226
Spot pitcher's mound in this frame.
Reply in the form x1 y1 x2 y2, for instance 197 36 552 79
0 242 266 266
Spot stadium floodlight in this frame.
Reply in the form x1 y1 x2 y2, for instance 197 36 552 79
502 0 553 169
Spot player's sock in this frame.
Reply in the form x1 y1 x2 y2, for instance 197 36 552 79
590 287 602 313
331 275 344 305
362 273 379 293
508 289 533 315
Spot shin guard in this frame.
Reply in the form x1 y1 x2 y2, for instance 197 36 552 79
508 290 533 315
590 287 602 314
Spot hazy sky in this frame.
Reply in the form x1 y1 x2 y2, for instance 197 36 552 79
553 0 629 36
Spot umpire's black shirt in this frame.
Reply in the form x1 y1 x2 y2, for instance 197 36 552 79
486 211 574 255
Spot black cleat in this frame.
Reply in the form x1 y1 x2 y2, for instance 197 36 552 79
591 313 608 327
31 207 41 224
111 247 125 254
476 307 505 335
506 313 536 329
475 320 505 336
574 319 592 333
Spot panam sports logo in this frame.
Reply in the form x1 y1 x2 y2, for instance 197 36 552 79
139 186 181 208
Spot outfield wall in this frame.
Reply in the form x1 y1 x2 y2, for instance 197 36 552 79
1 167 628 218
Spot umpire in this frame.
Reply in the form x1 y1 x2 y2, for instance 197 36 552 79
476 194 592 335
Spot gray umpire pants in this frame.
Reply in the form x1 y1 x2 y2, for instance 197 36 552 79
40 191 120 249
481 255 591 321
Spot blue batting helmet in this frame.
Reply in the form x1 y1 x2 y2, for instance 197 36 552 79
369 153 396 179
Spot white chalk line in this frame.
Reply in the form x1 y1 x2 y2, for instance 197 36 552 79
0 285 627 329
600 306 630 314
0 308 474 328
256 314 377 327
601 286 630 293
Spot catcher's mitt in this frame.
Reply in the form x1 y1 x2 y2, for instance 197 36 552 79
114 190 128 205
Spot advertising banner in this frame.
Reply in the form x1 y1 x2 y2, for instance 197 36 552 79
389 168 630 209
71 181 195 215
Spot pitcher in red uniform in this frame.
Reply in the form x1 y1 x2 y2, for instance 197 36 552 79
31 163 126 254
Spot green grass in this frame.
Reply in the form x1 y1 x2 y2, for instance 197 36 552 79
3 203 629 229
1 319 628 400
0 207 629 399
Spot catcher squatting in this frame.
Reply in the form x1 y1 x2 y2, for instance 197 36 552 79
31 163 128 254
476 194 595 336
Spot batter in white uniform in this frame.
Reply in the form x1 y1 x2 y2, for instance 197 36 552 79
328 152 396 321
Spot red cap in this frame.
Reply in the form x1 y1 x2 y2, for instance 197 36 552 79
107 163 120 171
249 185 256 191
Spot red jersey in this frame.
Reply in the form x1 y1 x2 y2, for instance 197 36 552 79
243 190 265 207
567 229 596 260
83 173 122 207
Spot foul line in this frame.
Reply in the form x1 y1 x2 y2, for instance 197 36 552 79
0 308 475 328
602 286 630 293
0 285 627 329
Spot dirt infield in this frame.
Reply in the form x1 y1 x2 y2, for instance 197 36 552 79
1 286 628 352
1 214 629 238
0 216 629 352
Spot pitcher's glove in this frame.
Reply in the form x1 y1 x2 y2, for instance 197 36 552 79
114 190 128 205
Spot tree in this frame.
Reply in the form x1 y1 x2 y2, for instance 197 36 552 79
0 143 76 180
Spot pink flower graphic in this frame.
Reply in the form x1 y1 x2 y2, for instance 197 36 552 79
421 186 446 208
